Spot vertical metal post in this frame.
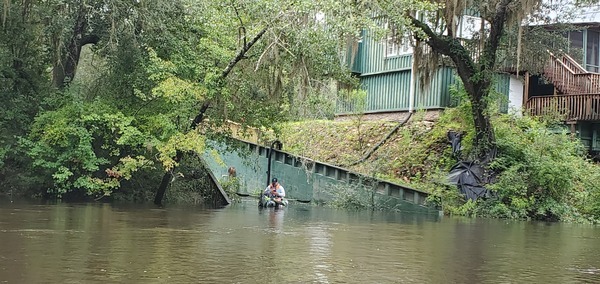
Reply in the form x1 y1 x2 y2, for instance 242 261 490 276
266 140 282 186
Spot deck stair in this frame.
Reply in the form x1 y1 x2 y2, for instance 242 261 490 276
526 53 600 121
544 52 600 95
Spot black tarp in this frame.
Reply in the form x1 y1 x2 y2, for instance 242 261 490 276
446 131 490 201
447 131 462 156
448 161 490 201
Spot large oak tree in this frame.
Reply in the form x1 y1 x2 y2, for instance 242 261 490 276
375 0 579 163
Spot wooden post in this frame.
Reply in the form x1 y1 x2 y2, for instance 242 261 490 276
593 127 598 151
567 121 577 137
524 71 530 112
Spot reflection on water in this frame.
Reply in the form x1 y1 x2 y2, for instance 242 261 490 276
0 199 599 283
307 223 332 284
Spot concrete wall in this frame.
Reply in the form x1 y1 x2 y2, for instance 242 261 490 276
508 75 524 116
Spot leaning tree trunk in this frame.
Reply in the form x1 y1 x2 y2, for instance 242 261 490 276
153 103 209 205
51 2 98 89
410 18 499 162
153 27 268 206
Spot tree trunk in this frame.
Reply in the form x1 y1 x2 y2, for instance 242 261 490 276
467 81 497 163
51 2 98 89
408 3 513 163
153 169 174 205
153 104 208 205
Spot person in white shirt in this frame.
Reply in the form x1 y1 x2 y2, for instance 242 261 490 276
264 178 285 203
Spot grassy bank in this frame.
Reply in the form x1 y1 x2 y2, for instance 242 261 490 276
276 113 455 191
274 107 600 223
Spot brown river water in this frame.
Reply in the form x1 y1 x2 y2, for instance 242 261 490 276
0 199 599 283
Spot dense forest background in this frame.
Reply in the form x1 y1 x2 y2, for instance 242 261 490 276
0 0 366 200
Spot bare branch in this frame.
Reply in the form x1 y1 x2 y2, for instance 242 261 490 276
255 41 277 71
222 26 269 78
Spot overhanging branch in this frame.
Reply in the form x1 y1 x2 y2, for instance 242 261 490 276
481 0 514 71
408 16 477 93
222 26 268 78
154 25 270 205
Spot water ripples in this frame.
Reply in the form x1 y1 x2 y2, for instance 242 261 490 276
1 202 599 283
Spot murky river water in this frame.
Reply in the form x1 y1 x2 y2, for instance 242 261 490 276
0 199 599 283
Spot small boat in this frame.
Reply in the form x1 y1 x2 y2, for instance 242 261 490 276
259 194 288 208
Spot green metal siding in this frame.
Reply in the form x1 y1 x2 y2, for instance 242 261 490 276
495 74 510 113
337 67 456 114
362 71 411 112
416 67 457 109
339 26 515 115
202 138 436 212
358 30 412 74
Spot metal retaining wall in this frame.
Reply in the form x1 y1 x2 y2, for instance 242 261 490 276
203 138 438 213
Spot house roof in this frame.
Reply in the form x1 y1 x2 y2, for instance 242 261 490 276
570 5 600 24
528 4 600 27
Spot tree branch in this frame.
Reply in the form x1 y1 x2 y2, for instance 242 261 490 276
154 25 270 205
222 26 268 78
481 0 514 71
408 16 477 94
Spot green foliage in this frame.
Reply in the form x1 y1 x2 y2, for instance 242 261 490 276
328 181 375 211
165 153 227 204
427 185 470 215
348 89 368 150
220 177 242 203
157 132 206 171
3 0 598 218
0 0 50 194
280 79 600 222
482 114 600 222
21 100 158 198
425 88 600 222
1 0 378 201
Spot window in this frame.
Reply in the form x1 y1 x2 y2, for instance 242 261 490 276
458 15 486 40
570 30 584 50
384 22 413 57
587 30 599 72
568 30 585 65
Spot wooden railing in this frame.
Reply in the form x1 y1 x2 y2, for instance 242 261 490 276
544 52 600 94
526 94 600 121
560 53 587 73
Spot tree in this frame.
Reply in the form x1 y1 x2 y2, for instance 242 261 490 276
47 1 97 89
152 22 269 205
376 0 579 163
152 0 373 204
0 0 53 192
16 0 204 198
5 0 371 201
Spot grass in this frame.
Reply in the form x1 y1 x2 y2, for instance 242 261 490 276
274 116 456 192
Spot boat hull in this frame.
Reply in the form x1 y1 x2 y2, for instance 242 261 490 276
259 195 288 207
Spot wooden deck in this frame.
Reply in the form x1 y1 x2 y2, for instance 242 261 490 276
526 53 600 122
526 94 600 121
544 53 600 95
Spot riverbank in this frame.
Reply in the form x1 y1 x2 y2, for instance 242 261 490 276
276 115 450 192
271 108 600 223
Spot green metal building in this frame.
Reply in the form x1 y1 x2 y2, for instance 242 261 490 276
341 21 600 155
337 29 514 115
